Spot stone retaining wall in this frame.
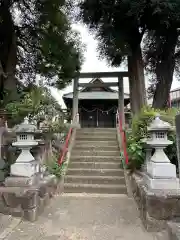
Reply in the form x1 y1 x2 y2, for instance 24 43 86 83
0 175 64 221
130 172 180 232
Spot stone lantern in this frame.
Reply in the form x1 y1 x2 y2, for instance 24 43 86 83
10 117 39 178
145 114 179 189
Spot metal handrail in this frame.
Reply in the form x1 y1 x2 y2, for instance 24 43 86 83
58 113 79 165
116 110 129 165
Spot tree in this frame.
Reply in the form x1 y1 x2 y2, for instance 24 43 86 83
144 31 179 109
78 0 180 112
0 0 84 105
78 0 147 114
5 84 63 126
143 0 180 109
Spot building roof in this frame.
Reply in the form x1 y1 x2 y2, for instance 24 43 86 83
63 78 130 101
170 87 180 93
63 91 129 100
170 88 180 102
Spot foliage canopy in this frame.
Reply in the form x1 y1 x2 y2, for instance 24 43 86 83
0 0 84 101
5 85 63 126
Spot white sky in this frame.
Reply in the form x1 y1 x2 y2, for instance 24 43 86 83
50 24 180 108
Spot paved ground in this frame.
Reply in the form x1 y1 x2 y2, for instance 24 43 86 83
0 194 168 240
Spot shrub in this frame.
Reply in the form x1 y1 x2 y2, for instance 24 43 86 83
159 108 180 125
126 131 145 172
45 153 68 178
46 160 68 178
131 106 157 141
127 106 179 171
49 121 69 134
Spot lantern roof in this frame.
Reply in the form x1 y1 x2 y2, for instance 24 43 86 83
14 117 37 133
148 114 171 131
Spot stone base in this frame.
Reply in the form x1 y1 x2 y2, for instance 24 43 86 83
10 161 39 177
0 175 64 221
147 161 176 178
144 173 179 190
130 172 180 232
5 174 41 187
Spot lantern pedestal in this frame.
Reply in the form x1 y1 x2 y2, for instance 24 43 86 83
144 173 179 189
10 161 39 178
146 157 179 189
145 149 179 189
5 174 40 187
147 162 177 178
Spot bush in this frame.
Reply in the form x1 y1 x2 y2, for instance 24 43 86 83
49 121 69 134
46 160 68 178
45 153 68 178
127 106 179 171
126 132 145 171
131 106 157 141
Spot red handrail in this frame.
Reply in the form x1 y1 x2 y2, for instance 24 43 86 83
117 111 129 165
58 114 77 165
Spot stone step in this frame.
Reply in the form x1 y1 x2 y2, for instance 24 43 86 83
77 132 116 137
71 150 120 157
77 128 116 133
70 156 121 163
75 140 118 147
76 135 117 141
77 131 116 136
64 183 127 194
69 161 121 169
74 145 119 151
67 168 124 177
65 175 125 185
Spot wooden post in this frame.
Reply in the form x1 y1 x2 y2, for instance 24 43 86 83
118 76 125 128
72 76 79 120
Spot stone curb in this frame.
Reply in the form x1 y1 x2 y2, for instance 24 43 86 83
0 217 21 239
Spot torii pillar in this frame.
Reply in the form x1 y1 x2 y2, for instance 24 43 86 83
118 76 125 129
72 76 79 119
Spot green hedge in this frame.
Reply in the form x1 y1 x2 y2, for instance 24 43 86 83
127 106 179 172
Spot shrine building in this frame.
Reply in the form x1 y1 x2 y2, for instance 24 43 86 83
63 76 130 128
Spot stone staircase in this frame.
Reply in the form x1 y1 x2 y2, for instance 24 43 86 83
64 128 127 194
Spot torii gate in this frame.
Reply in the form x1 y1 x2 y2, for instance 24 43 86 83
72 71 129 128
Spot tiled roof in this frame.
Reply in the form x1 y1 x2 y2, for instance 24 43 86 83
170 88 180 102
63 78 130 101
63 91 129 100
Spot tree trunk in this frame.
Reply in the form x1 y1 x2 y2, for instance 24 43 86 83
0 62 6 107
0 3 18 105
128 56 139 114
4 33 18 104
152 63 174 109
152 31 178 109
128 44 147 114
